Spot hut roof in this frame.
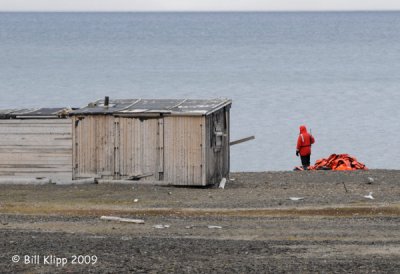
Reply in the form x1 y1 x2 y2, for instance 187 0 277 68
0 108 72 119
70 98 231 116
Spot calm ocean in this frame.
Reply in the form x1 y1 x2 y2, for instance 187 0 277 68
0 12 399 171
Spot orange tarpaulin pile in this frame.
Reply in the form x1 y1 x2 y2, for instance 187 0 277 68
308 154 368 171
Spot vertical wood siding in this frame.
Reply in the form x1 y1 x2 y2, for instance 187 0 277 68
72 112 228 186
0 119 72 180
117 117 161 180
163 116 204 185
73 115 114 179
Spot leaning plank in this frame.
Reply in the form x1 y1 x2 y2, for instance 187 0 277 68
229 136 255 146
127 173 154 180
100 216 145 224
219 177 227 189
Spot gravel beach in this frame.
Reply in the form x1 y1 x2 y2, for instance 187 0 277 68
1 170 400 273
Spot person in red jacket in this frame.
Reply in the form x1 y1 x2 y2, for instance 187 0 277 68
296 125 315 170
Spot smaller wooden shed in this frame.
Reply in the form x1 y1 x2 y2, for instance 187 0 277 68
0 108 73 181
70 98 231 186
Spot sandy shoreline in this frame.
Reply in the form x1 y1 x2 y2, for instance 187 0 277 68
1 170 400 273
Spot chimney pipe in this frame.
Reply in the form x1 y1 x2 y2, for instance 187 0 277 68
104 96 109 107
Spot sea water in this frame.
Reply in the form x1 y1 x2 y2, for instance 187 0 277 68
1 12 399 171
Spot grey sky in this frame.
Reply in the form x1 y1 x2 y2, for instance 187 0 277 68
1 0 400 12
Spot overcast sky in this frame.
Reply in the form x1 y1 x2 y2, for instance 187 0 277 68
1 0 400 12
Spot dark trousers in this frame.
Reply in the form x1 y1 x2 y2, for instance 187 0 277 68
300 155 311 169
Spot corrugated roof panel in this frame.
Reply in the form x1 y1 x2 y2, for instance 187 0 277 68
0 108 72 119
171 99 230 114
70 98 231 116
16 108 66 117
131 99 182 110
72 99 137 115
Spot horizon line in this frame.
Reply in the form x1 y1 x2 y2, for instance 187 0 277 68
1 9 400 13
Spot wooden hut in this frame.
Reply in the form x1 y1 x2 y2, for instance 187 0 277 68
0 108 73 181
70 98 231 186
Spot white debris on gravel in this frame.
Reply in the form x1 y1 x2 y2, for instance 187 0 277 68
207 225 222 229
133 199 139 203
121 236 132 241
88 235 107 239
289 197 305 201
153 224 170 229
367 177 375 184
219 178 227 189
363 192 374 200
100 216 145 224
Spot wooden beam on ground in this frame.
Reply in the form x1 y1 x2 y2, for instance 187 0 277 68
128 173 154 180
100 216 145 224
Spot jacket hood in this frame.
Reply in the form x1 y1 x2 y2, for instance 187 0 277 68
299 125 307 134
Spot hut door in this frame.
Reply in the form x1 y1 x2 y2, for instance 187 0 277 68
116 117 164 181
73 115 115 179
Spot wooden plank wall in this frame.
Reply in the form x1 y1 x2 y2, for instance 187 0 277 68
0 119 72 180
163 116 204 185
205 107 230 185
73 114 221 186
73 115 114 179
117 117 161 180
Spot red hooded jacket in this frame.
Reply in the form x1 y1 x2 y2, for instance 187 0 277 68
296 125 315 156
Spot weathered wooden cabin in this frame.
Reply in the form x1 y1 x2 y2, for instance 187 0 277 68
0 108 73 181
70 98 231 186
